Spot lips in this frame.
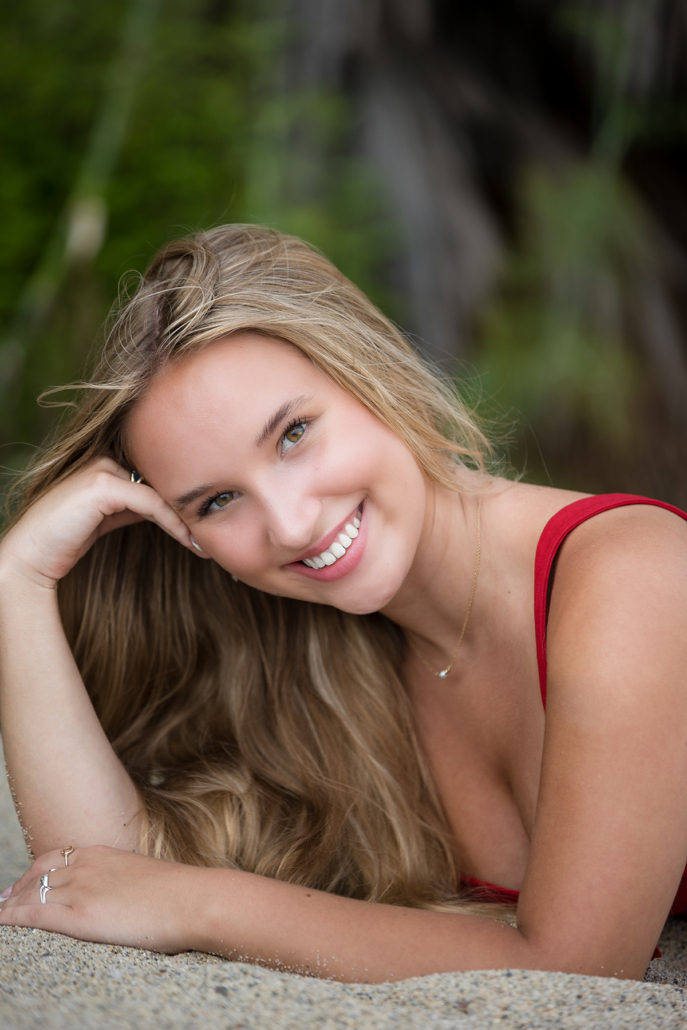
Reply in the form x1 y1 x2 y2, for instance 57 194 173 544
300 513 361 569
291 504 362 567
286 502 366 582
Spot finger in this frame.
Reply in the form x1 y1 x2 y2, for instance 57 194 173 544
1 862 39 900
94 477 194 551
97 510 147 535
7 848 78 898
93 456 132 478
2 868 67 909
32 848 77 876
0 902 79 938
65 455 133 486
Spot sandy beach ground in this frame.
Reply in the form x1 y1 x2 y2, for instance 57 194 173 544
1 741 686 1029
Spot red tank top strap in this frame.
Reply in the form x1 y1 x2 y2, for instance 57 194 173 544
534 493 687 708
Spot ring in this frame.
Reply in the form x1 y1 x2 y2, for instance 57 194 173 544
60 846 75 866
39 873 52 904
130 471 143 484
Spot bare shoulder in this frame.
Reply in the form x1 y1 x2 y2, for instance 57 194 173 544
484 478 589 523
554 500 687 590
483 479 590 557
487 479 687 577
546 499 687 710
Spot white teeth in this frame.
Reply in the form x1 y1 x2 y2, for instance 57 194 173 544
302 511 362 570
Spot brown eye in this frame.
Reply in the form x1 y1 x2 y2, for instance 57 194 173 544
282 421 306 451
199 490 239 516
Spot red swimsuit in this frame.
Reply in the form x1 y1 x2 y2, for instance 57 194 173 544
462 493 687 920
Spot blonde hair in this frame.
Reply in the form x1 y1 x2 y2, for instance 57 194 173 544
6 225 500 913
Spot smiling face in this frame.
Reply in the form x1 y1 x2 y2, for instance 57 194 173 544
126 332 430 615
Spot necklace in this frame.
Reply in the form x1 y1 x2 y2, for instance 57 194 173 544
406 494 483 679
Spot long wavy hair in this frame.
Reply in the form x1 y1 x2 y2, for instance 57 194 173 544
5 225 498 912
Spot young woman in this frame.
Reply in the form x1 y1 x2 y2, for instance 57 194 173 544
1 225 686 983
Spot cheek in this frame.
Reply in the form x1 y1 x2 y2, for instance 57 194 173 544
363 432 425 509
201 518 267 577
329 416 415 486
341 425 428 559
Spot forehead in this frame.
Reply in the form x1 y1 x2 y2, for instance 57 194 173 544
132 333 320 428
125 333 325 475
149 331 317 401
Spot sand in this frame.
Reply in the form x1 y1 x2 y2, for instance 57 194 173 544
1 741 686 1029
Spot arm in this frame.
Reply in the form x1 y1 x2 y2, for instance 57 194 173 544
515 504 687 977
3 505 687 981
0 576 142 855
0 458 196 856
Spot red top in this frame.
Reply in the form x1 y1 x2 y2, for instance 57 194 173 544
463 493 687 928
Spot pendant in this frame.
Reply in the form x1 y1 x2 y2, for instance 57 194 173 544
437 669 448 678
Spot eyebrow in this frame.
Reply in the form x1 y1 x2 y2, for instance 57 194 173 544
172 395 311 511
173 483 214 512
255 395 309 447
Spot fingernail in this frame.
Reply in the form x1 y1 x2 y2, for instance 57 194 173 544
0 887 11 899
190 534 203 552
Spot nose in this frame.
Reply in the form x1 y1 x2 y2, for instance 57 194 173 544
261 486 322 556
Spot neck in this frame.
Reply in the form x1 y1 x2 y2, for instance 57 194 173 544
380 478 486 669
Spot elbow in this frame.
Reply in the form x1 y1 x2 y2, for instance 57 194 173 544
514 926 649 981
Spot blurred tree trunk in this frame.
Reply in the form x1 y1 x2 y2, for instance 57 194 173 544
273 0 687 501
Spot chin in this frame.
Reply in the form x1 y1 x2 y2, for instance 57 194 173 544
326 576 407 617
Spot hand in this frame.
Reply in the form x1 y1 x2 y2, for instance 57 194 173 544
0 457 195 587
0 846 202 953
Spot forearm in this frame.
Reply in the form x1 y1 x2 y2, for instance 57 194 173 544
0 573 141 856
193 868 534 983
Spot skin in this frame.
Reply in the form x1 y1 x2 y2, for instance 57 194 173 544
1 332 687 981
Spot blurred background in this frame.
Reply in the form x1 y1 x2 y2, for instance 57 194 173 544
2 0 687 501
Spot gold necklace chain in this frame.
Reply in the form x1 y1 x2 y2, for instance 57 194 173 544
406 495 483 679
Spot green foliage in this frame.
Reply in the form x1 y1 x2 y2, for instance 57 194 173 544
478 164 643 448
0 0 123 328
559 0 663 165
244 86 398 313
0 0 396 464
476 0 686 490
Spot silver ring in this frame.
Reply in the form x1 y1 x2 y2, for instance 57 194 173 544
130 470 143 484
39 873 52 904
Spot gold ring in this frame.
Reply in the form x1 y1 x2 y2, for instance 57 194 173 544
60 845 75 867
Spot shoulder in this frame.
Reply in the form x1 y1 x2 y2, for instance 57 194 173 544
553 500 687 600
482 480 590 556
546 500 687 710
490 480 687 580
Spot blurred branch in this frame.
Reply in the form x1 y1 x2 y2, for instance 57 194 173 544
560 0 666 165
0 0 161 406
